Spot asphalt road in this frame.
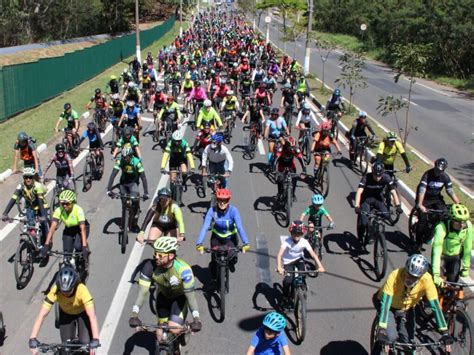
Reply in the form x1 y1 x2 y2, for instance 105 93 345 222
255 15 474 191
1 77 473 354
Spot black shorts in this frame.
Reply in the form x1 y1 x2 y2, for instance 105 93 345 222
156 292 187 323
169 155 187 170
151 221 177 234
89 141 101 149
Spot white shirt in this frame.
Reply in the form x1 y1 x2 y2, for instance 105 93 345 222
281 236 312 265
295 110 319 126
202 144 234 171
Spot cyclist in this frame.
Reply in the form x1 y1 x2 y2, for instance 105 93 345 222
137 187 186 244
311 121 342 177
106 74 120 95
128 237 202 341
220 90 240 128
273 136 306 203
12 131 41 177
348 111 376 161
157 96 182 135
112 126 142 160
354 161 402 242
264 108 289 167
280 82 299 111
196 189 250 277
431 204 472 286
118 100 142 142
294 103 318 143
160 130 195 185
376 132 412 174
2 168 49 240
299 194 335 245
255 83 271 107
86 88 108 132
196 99 223 131
325 88 345 114
374 254 451 353
192 120 213 164
55 103 80 153
212 80 230 109
246 312 291 355
43 143 75 190
41 189 90 260
276 221 325 308
29 266 100 354
241 99 265 138
252 64 266 90
148 87 167 118
106 147 150 231
180 73 194 111
201 132 233 188
185 81 208 115
295 75 309 105
129 56 141 80
109 94 125 129
78 122 105 178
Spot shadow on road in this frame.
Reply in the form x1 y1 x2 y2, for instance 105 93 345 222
320 340 368 355
123 331 156 355
102 217 121 235
237 313 265 332
192 265 225 323
187 200 210 216
251 282 280 312
385 230 412 254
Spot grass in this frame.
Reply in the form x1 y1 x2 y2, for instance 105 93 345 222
0 21 183 173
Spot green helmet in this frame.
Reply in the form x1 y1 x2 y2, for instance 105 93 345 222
121 146 133 157
449 204 470 222
22 167 36 177
386 131 397 141
58 189 76 203
153 236 179 253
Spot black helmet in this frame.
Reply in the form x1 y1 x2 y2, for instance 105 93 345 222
271 108 279 116
434 158 447 172
56 266 78 293
64 103 71 111
95 88 101 95
158 187 172 198
55 143 66 152
87 122 96 131
372 161 385 177
124 126 134 137
17 131 28 141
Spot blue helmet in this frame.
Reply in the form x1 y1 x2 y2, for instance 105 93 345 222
312 194 324 205
211 132 224 144
334 88 341 96
263 312 286 332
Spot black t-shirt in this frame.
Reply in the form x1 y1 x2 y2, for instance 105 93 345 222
282 90 295 105
359 173 394 200
419 168 452 199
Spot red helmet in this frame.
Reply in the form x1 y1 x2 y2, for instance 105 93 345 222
289 220 307 235
216 189 231 200
321 121 332 131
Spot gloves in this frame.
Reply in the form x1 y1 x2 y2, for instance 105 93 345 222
190 317 202 332
460 269 469 278
82 246 90 260
107 190 113 197
89 338 100 349
440 333 454 345
377 329 389 343
196 245 204 253
143 194 149 201
328 222 335 230
242 244 250 253
433 274 443 286
355 207 361 214
40 244 51 258
396 205 403 214
1 214 8 222
129 312 142 327
29 338 39 349
405 166 413 173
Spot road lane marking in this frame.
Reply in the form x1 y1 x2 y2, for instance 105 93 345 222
410 149 431 165
402 97 418 106
256 233 272 285
402 77 453 97
258 139 265 155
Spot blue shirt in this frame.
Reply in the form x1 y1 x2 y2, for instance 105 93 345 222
122 107 140 126
196 205 249 245
266 117 287 138
250 327 288 355
81 130 99 142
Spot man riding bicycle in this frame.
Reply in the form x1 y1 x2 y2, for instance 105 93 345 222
376 132 412 174
311 122 341 177
78 122 105 177
220 90 240 128
264 108 289 167
43 143 75 190
157 96 182 135
294 103 318 143
201 133 233 188
241 99 265 137
348 111 376 161
54 103 80 153
118 100 142 142
86 88 108 132
161 130 195 186
195 99 223 132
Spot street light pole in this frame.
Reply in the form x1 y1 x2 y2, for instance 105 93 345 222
135 0 141 63
303 0 313 74
180 0 183 36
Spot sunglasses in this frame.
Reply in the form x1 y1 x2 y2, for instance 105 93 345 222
217 199 230 204
60 202 72 206
154 252 170 258
24 176 34 180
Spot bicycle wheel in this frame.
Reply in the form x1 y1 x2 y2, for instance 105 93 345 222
320 165 330 198
373 231 388 280
49 187 59 217
294 289 307 342
285 183 292 226
301 137 310 165
54 303 60 329
82 160 92 192
175 183 183 206
14 240 35 289
369 314 381 354
219 264 226 321
248 133 256 159
120 205 129 254
449 308 473 355
408 207 419 244
0 311 5 343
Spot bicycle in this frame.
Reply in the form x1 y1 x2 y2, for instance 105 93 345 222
0 311 5 344
110 124 122 154
80 148 104 193
277 170 302 227
408 207 448 251
298 127 313 165
61 128 80 159
281 268 319 343
110 192 147 254
313 151 331 198
36 341 97 354
326 109 341 140
162 169 190 207
242 122 260 159
350 136 377 175
201 173 227 206
93 108 108 133
46 177 77 217
283 102 296 133
137 323 192 355
304 224 333 260
204 246 243 321
222 110 236 144
383 169 406 225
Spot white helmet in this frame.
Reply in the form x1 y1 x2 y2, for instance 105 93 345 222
128 82 136 88
204 99 212 107
172 130 183 141
112 94 120 100
126 100 135 107
405 254 429 278
227 90 234 96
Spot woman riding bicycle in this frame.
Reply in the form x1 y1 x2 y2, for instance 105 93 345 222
264 108 289 168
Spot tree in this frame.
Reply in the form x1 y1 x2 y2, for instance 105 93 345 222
376 96 410 145
335 51 368 113
315 37 336 91
256 0 306 35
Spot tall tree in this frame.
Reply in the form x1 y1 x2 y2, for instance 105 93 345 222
335 51 368 113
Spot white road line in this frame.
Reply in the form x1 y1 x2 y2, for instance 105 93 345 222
402 77 453 97
402 97 418 106
460 187 474 200
378 125 389 133
410 149 431 165
257 138 265 155
337 65 343 69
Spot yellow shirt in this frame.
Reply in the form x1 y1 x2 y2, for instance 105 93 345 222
43 283 94 315
377 140 405 165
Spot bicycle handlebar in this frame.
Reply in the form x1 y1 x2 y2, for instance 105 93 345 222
442 281 474 288
204 246 243 253
138 323 191 332
109 192 147 200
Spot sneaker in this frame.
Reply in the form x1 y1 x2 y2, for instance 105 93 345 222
229 263 235 273
131 224 140 233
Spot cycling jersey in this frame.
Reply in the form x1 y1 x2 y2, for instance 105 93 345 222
377 140 405 165
90 95 107 109
266 117 287 138
59 110 80 129
141 77 152 89
161 139 195 169
121 107 140 127
222 96 238 110
295 111 318 126
9 181 47 210
275 146 302 170
296 80 307 93
359 173 394 201
110 101 124 118
196 107 223 128
52 204 86 227
313 132 334 150
113 156 145 184
281 90 295 105
44 153 74 177
149 200 185 233
81 129 102 145
152 258 195 299
158 102 181 122
250 327 288 355
197 205 248 244
116 135 139 150
187 87 207 101
13 140 37 164
107 79 120 94
302 206 329 225
43 283 94 315
349 119 375 137
419 169 453 200
182 80 193 92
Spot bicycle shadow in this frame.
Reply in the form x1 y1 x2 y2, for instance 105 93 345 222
385 230 412 254
320 340 368 355
332 156 354 170
187 201 210 216
191 265 224 323
102 217 121 235
231 144 253 160
123 331 156 355
249 162 276 184
324 232 360 256
237 313 266 332
346 191 356 208
251 282 281 312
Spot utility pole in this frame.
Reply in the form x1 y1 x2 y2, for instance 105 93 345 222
180 0 183 36
303 0 313 74
135 0 141 63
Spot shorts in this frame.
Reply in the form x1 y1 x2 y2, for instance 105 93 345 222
169 155 187 170
151 221 177 234
156 292 188 324
89 140 101 149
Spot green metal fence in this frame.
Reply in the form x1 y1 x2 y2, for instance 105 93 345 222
0 16 175 122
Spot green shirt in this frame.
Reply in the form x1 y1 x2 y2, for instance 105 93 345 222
196 107 222 128
152 258 195 299
59 110 80 129
302 205 329 225
114 156 144 184
52 204 86 228
116 135 139 149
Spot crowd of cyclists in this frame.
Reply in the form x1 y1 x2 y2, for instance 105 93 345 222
0 5 472 355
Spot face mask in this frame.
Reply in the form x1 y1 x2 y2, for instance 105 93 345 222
211 143 218 149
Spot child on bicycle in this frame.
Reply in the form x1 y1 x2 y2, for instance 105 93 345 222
246 312 291 355
277 220 325 308
299 194 335 254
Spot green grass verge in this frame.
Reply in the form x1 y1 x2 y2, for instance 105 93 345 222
0 21 185 174
306 76 474 213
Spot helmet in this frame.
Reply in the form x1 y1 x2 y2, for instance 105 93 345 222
312 194 324 205
158 187 172 198
302 103 310 112
321 121 332 131
22 167 36 178
156 87 163 93
233 62 238 67
405 254 429 278
434 158 447 172
95 88 101 95
123 126 133 137
17 131 28 141
153 236 179 253
55 143 65 152
64 103 72 111
386 132 397 141
270 108 279 116
204 99 212 107
227 90 234 96
143 70 149 76
121 146 134 157
126 100 135 107
166 96 174 102
372 161 385 177
58 189 76 203
289 220 307 235
110 75 117 80
87 122 96 130
449 204 470 221
263 312 286 332
216 189 231 200
128 82 137 89
211 132 224 144
334 89 341 96
358 110 367 118
112 93 120 100
185 73 191 79
195 80 202 86
284 83 291 89
172 130 183 141
56 266 78 293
